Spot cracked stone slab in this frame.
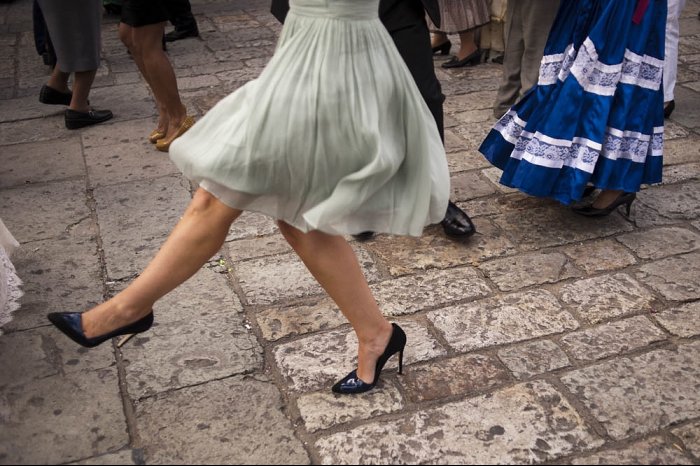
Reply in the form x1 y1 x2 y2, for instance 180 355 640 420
673 421 700 458
492 206 634 251
225 211 278 241
316 381 603 464
446 150 492 172
559 316 667 362
497 340 571 380
403 353 511 402
561 340 700 440
0 325 115 389
479 251 581 292
0 368 128 464
135 376 309 465
122 310 262 400
636 252 700 301
4 229 102 332
274 320 445 392
559 273 656 324
663 136 700 165
296 382 405 433
256 298 347 342
236 246 378 306
450 171 497 201
562 239 637 274
94 176 192 280
85 141 181 187
371 266 492 316
365 221 515 277
226 233 291 261
637 182 700 221
631 200 680 228
481 167 520 194
0 137 84 188
617 227 700 260
0 179 91 243
570 436 693 465
653 300 700 337
69 450 138 465
429 290 579 352
661 162 700 185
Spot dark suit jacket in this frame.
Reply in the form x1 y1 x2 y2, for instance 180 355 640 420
270 0 440 32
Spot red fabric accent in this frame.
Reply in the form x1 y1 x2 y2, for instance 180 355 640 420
633 0 650 24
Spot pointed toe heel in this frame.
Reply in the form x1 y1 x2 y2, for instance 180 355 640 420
572 192 636 217
47 311 154 348
156 115 195 152
332 323 407 395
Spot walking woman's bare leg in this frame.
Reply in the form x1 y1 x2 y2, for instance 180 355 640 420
277 221 393 384
81 189 241 337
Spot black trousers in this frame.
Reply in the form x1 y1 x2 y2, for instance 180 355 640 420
389 20 445 141
166 0 198 30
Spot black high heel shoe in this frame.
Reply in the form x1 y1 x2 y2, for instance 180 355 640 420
442 49 482 68
432 40 452 56
332 323 406 395
47 311 154 348
572 192 636 217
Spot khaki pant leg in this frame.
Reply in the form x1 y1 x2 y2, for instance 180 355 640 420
493 0 524 118
519 0 560 94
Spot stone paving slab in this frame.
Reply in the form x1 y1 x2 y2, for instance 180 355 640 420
69 450 138 466
402 353 511 403
562 239 638 274
429 290 579 352
85 141 181 188
5 232 103 332
94 176 192 280
638 182 700 221
366 221 515 276
135 376 309 465
315 381 603 464
559 273 656 324
636 251 700 301
0 179 91 243
617 226 700 260
479 251 581 292
652 300 700 338
256 297 346 342
673 421 700 459
235 246 378 306
0 137 84 188
0 368 128 465
561 341 700 441
274 320 446 393
559 315 667 362
0 325 114 389
296 382 405 433
570 436 694 465
496 340 571 380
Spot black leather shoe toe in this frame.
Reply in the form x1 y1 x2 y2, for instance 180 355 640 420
65 109 113 130
39 85 72 106
165 28 199 42
441 201 476 238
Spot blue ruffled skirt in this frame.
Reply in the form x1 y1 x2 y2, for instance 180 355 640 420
479 0 666 205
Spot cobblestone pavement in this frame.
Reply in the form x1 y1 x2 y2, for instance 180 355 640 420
1 0 700 464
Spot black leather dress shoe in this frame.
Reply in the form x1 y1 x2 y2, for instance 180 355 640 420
39 85 72 106
664 100 675 119
442 50 482 69
441 201 476 238
165 27 199 42
65 108 114 130
353 231 375 241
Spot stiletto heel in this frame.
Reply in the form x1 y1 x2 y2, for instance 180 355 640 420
47 311 154 348
432 40 452 56
572 192 636 217
332 323 407 395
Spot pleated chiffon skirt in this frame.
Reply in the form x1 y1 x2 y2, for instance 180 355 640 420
479 0 666 205
431 0 491 33
170 0 450 237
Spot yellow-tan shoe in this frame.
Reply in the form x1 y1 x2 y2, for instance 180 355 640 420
148 129 166 144
156 116 195 152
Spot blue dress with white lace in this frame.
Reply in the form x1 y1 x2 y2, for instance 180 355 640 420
479 0 666 205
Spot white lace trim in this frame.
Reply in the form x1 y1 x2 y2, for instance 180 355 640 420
494 110 664 174
0 246 23 334
538 38 664 94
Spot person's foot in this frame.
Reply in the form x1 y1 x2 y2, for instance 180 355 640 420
441 201 476 238
39 84 72 106
165 27 199 42
65 108 113 129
